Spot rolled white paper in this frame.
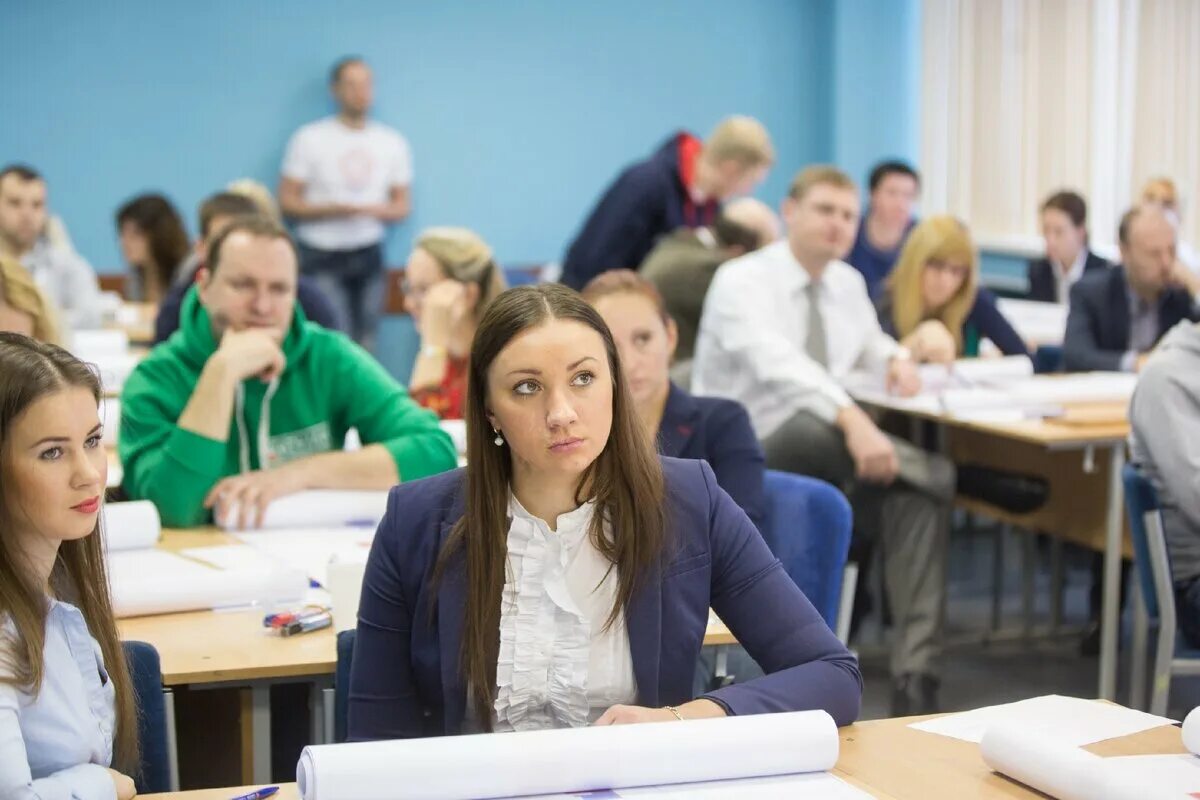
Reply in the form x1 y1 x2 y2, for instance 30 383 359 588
218 490 390 531
981 724 1104 800
297 709 838 800
1184 707 1200 755
109 550 308 618
102 501 161 552
70 329 130 357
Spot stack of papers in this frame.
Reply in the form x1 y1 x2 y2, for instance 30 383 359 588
910 694 1174 744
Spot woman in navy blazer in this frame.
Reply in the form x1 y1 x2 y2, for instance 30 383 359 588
348 284 861 741
876 215 1029 361
583 269 765 530
1027 190 1110 303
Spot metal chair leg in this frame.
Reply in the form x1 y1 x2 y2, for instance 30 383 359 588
1130 585 1149 711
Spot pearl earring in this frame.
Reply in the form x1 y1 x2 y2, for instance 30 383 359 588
493 430 504 447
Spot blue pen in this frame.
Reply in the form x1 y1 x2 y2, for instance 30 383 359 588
229 787 278 800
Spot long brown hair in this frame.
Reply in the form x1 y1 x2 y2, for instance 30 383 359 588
115 193 190 298
885 215 980 353
0 332 139 772
436 284 666 730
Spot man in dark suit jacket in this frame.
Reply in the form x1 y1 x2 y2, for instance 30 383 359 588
1063 205 1200 372
1027 190 1111 303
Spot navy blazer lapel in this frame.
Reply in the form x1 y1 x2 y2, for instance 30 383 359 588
657 383 700 458
436 513 467 732
626 553 663 707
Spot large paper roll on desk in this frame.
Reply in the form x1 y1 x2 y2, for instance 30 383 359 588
109 549 308 618
297 709 838 800
218 489 390 531
982 719 1199 800
101 500 161 551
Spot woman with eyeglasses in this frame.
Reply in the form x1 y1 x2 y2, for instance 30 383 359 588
404 228 508 419
875 216 1027 363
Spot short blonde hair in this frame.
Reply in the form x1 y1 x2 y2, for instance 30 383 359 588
702 116 775 168
1140 176 1180 211
0 257 61 344
885 215 979 353
788 165 856 201
226 179 282 223
415 227 507 319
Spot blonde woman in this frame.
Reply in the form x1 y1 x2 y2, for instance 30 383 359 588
876 216 1027 363
405 228 507 419
0 256 61 344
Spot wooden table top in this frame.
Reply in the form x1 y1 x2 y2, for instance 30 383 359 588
141 713 1185 799
858 394 1130 449
117 530 737 685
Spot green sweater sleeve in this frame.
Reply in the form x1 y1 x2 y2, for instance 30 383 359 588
336 341 457 481
118 364 229 527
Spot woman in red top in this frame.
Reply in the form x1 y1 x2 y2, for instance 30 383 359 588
406 228 507 419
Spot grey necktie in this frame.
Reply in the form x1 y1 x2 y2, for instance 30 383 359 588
804 281 828 367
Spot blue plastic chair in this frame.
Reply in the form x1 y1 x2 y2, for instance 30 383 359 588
122 641 173 792
1123 464 1200 714
1032 345 1063 374
334 629 356 743
758 470 854 634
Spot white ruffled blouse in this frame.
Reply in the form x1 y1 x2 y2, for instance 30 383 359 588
488 495 638 732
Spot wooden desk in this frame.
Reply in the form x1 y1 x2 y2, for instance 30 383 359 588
140 713 1185 800
858 392 1131 703
119 530 737 785
111 300 157 345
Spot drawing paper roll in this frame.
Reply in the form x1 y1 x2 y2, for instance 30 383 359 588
297 709 838 800
1184 706 1200 755
218 490 390 531
981 724 1104 800
102 501 161 552
109 550 307 618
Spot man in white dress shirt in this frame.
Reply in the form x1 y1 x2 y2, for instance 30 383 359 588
279 57 412 349
693 165 955 715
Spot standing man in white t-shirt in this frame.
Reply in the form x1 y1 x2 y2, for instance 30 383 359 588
279 57 412 349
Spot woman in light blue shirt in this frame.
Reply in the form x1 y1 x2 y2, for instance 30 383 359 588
0 332 139 800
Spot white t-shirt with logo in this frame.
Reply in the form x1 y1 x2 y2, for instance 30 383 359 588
281 116 413 251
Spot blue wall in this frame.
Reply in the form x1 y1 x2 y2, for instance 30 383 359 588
2 0 834 275
832 0 922 194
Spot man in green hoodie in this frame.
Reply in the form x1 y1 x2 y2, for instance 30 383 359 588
119 215 457 528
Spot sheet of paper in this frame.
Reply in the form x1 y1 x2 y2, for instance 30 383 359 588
179 544 283 573
911 694 1176 745
297 710 839 800
524 772 873 799
1098 754 1200 800
233 526 375 586
997 298 1069 346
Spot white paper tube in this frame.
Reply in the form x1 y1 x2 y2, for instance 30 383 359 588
219 490 390 531
981 724 1104 800
297 709 838 800
102 501 160 552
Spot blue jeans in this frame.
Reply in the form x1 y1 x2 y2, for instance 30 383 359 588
297 242 384 350
1176 577 1200 649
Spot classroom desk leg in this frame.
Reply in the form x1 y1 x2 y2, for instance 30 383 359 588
250 685 272 784
164 688 180 791
323 687 335 743
1099 444 1126 701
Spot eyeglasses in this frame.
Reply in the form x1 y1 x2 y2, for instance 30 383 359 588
925 259 970 280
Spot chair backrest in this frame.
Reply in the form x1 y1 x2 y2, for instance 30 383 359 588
334 629 356 743
1123 463 1168 620
1032 345 1064 374
758 470 853 630
121 640 170 793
